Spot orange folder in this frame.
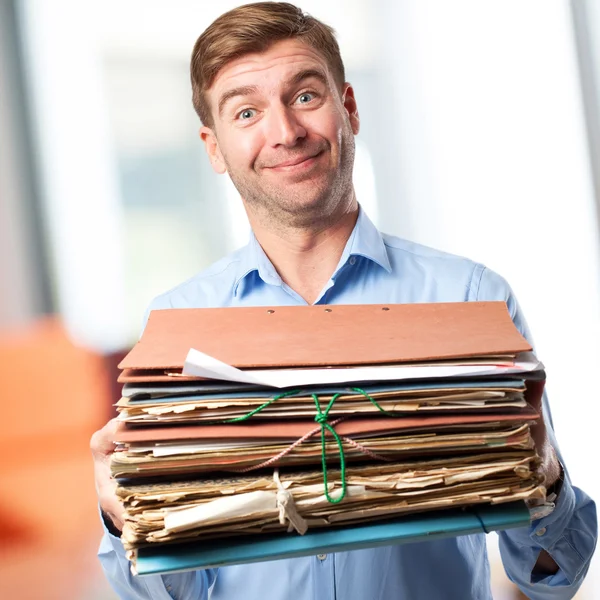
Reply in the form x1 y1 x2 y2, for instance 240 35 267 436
118 302 532 382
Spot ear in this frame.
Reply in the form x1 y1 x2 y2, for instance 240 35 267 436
342 83 360 135
200 126 227 174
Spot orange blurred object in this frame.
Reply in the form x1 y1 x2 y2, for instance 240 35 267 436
0 318 115 599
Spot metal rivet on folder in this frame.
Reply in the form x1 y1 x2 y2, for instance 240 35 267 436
324 308 332 312
267 309 275 314
382 307 390 311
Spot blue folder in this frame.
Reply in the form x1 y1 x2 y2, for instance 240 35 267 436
135 501 531 575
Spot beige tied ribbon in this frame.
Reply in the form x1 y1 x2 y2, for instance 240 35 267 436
273 469 308 535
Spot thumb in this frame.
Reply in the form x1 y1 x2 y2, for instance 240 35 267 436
90 417 120 459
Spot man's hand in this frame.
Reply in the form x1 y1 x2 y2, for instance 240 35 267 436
526 382 563 575
91 418 125 533
527 381 561 489
532 434 562 576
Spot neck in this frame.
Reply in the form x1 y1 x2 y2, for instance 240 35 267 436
245 195 359 304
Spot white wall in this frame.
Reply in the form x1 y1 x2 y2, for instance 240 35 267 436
18 0 128 351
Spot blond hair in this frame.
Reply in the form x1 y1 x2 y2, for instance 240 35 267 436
190 2 346 126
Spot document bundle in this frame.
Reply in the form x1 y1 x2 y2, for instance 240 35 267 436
112 302 546 574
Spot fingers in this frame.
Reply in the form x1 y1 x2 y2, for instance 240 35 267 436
97 470 125 532
530 419 547 453
98 464 125 532
101 494 125 533
90 417 120 458
537 438 562 488
91 418 125 532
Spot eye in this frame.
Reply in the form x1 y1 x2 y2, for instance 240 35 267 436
296 92 315 104
238 108 256 120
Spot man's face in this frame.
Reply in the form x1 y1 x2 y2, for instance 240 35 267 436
200 39 360 227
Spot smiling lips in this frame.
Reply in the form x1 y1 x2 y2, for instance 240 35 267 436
264 151 322 171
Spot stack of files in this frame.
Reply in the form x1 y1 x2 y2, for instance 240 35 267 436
112 302 546 575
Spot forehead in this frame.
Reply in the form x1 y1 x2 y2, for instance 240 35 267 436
209 39 334 97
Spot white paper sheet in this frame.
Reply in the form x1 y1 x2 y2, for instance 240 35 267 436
183 349 542 389
164 490 277 533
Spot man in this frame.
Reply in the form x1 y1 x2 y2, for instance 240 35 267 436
91 3 597 599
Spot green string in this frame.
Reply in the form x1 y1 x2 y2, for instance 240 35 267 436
312 393 346 504
350 387 398 416
217 388 348 503
214 387 394 504
222 389 301 423
306 386 400 503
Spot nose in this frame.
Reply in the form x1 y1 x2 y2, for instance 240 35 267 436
264 103 306 148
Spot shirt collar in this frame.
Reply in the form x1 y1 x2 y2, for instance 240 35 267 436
233 206 391 296
339 207 392 274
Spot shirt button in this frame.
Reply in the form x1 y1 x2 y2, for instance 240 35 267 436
317 553 327 561
535 527 547 536
349 256 356 265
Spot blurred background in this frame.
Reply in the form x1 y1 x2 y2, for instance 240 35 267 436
1 0 599 598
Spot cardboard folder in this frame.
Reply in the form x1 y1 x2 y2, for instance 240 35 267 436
116 380 529 424
118 302 532 375
132 501 531 575
114 408 539 444
111 409 539 479
120 453 543 555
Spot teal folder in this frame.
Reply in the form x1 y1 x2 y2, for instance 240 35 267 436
134 501 531 576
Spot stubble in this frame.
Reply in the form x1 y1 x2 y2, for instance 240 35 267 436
224 128 356 233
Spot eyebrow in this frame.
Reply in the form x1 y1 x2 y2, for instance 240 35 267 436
218 85 260 118
284 68 329 89
217 69 330 117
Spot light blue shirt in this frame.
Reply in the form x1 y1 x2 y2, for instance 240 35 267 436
99 209 597 600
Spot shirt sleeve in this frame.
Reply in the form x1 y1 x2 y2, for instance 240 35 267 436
98 524 217 600
474 266 598 599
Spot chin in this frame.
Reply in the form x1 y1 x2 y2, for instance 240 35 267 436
280 187 331 210
246 174 349 221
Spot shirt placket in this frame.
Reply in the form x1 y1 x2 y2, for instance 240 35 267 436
312 552 337 600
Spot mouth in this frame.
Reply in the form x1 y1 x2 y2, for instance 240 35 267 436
265 151 323 172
